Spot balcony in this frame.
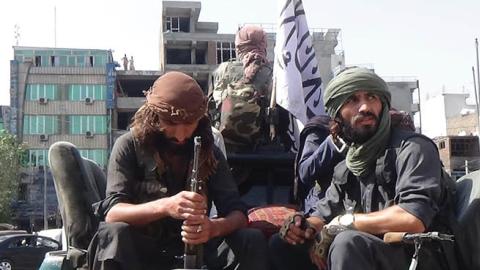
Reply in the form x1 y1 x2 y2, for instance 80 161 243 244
116 97 146 111
24 100 107 115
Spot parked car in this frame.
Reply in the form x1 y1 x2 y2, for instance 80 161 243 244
0 233 61 270
0 231 27 237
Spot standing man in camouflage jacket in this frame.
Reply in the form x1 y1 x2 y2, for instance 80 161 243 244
210 25 277 152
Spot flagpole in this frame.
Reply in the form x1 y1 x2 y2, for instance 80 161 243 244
269 75 277 140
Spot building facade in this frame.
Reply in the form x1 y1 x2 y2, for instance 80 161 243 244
434 135 480 179
384 78 421 132
422 93 476 138
447 112 479 136
6 46 114 228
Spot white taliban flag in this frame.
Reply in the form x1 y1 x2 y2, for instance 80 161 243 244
273 0 325 151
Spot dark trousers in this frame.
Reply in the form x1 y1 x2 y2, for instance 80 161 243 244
269 230 452 270
90 222 268 270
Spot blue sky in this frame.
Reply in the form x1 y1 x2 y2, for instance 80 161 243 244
1 0 479 105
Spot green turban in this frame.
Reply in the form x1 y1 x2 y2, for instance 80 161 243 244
323 67 392 177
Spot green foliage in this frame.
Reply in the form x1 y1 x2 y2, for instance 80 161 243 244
0 131 25 222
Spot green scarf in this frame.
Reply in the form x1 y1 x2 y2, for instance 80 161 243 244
324 67 391 177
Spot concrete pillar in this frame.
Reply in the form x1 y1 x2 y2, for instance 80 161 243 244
190 8 195 32
207 41 217 65
191 41 197 64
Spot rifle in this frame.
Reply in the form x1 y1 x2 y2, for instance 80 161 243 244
384 232 454 270
183 136 203 269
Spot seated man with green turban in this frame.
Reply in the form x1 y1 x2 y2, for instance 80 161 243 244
269 67 456 270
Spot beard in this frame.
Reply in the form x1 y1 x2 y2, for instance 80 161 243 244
340 112 379 144
151 132 194 155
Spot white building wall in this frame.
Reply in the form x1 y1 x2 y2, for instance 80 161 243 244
422 95 447 138
422 93 476 138
443 93 475 118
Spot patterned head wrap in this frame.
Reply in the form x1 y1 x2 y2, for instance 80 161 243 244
144 71 207 123
235 25 268 82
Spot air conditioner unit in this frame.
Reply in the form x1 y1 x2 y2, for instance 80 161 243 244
39 134 49 141
85 131 94 138
85 97 94 104
24 57 34 63
39 97 48 105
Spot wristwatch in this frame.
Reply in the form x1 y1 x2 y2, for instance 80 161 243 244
338 213 355 229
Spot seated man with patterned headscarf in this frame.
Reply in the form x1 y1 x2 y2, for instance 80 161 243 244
89 72 268 270
269 67 456 270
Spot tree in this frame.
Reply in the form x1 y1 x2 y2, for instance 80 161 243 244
0 131 25 223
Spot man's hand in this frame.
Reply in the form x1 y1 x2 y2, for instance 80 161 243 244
309 244 327 270
280 213 317 245
309 216 348 270
181 215 212 244
165 191 207 220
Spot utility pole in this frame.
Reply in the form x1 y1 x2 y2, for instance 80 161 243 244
472 67 480 136
54 6 57 47
476 38 480 101
43 145 48 230
476 38 480 148
416 80 422 133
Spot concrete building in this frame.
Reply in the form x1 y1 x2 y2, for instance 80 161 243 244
159 1 345 92
447 112 479 136
384 78 420 131
433 135 480 179
6 46 114 228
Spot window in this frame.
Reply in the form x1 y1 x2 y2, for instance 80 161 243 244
79 149 108 168
216 42 236 64
166 16 190 32
86 56 94 67
34 56 42 67
450 138 480 156
8 236 34 248
195 49 206 64
36 236 60 249
18 183 28 201
166 16 179 32
26 84 59 101
94 55 106 67
439 141 446 149
76 56 85 67
68 84 106 101
26 149 49 167
67 56 76 66
68 115 108 134
23 115 59 134
166 49 191 64
50 56 60 67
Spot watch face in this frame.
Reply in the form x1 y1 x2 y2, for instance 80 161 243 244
339 214 354 226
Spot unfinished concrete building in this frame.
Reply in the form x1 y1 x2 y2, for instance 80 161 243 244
384 78 421 132
159 1 345 93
